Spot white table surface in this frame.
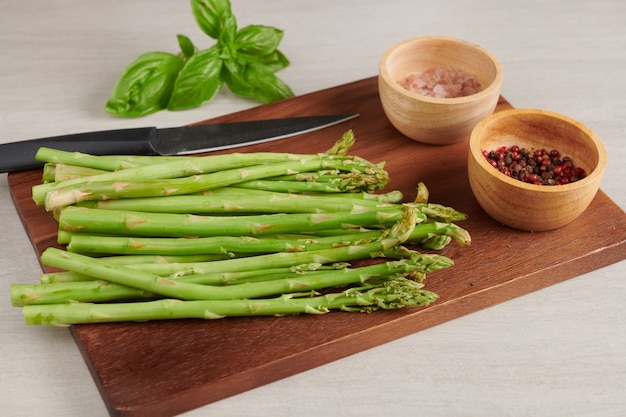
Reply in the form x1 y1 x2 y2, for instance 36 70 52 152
1 1 624 416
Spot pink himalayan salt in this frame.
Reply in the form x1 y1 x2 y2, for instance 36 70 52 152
398 66 482 98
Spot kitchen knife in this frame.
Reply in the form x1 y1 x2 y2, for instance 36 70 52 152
0 114 359 173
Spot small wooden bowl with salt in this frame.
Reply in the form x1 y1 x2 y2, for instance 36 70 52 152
379 35 503 145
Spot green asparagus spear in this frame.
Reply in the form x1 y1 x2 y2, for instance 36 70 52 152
35 147 150 171
74 189 398 215
57 205 423 238
21 278 438 326
38 130 356 175
66 232 379 256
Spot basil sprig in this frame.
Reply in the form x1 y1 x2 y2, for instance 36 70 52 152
105 0 294 117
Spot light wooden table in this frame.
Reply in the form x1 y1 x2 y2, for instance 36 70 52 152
1 1 624 416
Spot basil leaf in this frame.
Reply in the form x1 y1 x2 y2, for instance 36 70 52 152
247 49 290 73
191 0 233 40
177 34 196 60
167 46 223 110
105 52 183 117
218 13 238 52
223 58 293 103
235 25 283 56
248 66 294 103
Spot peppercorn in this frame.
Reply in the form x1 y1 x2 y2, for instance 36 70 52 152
482 145 586 185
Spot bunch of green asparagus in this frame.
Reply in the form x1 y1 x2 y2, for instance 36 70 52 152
11 131 471 326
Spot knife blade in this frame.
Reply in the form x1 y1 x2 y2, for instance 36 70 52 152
0 114 359 173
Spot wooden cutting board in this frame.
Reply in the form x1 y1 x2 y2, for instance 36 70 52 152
8 77 626 417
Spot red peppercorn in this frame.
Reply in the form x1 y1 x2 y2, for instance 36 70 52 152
526 173 539 183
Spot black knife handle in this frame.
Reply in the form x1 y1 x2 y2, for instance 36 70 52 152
0 127 158 173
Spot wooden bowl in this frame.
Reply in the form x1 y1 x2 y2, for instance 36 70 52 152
378 36 503 145
468 108 607 231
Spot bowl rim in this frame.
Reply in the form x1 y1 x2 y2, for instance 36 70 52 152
469 108 607 193
379 35 504 104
